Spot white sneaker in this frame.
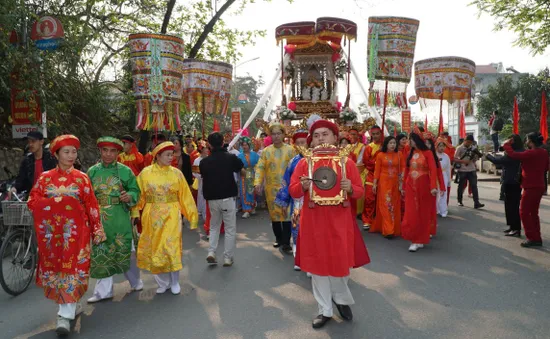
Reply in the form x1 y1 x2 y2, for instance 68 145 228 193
408 243 419 252
56 316 70 335
156 286 168 294
223 258 234 267
242 212 250 219
441 213 448 218
294 265 301 271
87 294 112 303
418 244 424 249
171 283 181 295
133 280 144 291
251 209 257 215
207 252 217 265
430 235 433 239
363 224 370 231
306 272 312 278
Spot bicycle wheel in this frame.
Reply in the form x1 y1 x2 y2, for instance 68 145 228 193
0 229 36 296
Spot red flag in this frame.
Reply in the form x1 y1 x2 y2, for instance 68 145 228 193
213 119 220 132
513 96 519 134
425 114 428 130
541 91 548 142
459 107 466 139
394 123 398 137
438 109 444 134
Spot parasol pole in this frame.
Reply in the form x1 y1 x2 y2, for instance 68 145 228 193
281 43 286 106
439 93 444 134
345 38 351 107
381 80 389 136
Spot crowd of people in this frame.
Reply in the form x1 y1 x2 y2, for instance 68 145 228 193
9 113 549 334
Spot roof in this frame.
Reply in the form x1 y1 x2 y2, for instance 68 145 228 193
475 65 498 74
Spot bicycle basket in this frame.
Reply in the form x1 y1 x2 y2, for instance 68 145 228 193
1 201 33 226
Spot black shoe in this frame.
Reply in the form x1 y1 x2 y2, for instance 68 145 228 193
474 203 485 209
312 315 332 329
273 243 281 248
520 240 543 248
281 244 293 255
499 196 505 201
505 230 521 237
333 300 353 321
503 228 512 233
384 234 394 240
458 201 464 207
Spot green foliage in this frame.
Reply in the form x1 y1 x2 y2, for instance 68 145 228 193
475 68 550 136
470 0 550 55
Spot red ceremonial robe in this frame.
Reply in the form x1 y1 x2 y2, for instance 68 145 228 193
28 167 106 303
289 157 370 277
401 150 440 244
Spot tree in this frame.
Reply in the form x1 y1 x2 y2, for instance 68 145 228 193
230 75 264 136
475 68 550 136
0 0 290 148
470 0 550 55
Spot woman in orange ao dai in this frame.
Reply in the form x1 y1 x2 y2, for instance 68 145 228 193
372 136 404 238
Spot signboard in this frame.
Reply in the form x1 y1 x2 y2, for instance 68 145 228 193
12 123 46 139
401 109 411 132
11 87 41 125
231 108 241 136
31 16 64 50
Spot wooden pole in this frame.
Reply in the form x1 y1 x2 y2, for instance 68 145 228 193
281 44 286 106
345 38 351 107
381 80 389 135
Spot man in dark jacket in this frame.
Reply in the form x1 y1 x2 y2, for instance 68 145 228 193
12 131 57 196
486 134 523 237
199 132 244 267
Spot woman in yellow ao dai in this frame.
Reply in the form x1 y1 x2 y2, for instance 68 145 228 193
133 141 198 295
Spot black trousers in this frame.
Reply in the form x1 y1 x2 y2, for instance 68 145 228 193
491 133 500 153
272 221 291 246
504 183 522 231
457 171 480 204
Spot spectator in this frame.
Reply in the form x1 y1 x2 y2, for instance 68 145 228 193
454 135 484 209
200 132 244 266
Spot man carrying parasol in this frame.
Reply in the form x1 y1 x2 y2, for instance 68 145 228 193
362 125 383 230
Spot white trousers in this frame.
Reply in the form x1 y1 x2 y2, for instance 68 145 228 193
58 303 76 320
208 198 237 259
311 274 354 317
91 245 142 299
154 271 180 289
437 189 448 217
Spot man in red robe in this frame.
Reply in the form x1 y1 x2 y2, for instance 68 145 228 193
361 125 382 230
118 135 144 176
143 134 167 167
289 119 370 329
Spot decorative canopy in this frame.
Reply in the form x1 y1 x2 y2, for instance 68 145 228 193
276 17 357 51
414 57 476 101
367 16 419 84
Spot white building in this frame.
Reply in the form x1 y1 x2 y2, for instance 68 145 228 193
447 62 527 146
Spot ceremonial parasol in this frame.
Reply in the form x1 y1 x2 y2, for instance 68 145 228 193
415 56 476 137
128 33 185 132
367 16 420 134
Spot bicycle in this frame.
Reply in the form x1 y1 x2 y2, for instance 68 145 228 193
0 192 37 296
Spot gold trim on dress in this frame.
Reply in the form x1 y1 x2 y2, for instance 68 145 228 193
145 194 178 203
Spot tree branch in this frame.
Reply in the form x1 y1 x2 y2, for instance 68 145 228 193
188 0 238 58
93 45 126 84
161 0 177 34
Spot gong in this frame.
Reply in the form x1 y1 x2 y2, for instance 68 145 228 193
312 166 337 190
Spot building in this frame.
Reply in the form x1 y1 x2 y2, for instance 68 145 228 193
447 62 527 145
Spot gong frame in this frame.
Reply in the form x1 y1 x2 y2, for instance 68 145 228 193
305 144 350 206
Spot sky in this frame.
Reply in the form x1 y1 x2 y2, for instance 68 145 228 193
221 0 550 121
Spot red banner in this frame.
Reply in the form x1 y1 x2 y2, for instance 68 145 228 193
231 108 241 136
401 109 411 132
10 73 41 125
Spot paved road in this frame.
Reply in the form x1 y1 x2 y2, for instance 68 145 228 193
2 181 550 339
